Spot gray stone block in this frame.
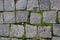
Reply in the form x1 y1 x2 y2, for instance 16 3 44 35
4 0 15 11
0 0 3 11
16 11 28 22
3 12 15 23
0 12 3 24
38 26 51 38
43 11 56 23
50 0 60 10
0 24 9 36
58 12 60 22
53 24 60 36
16 0 27 10
10 24 24 37
52 37 60 40
27 0 39 11
40 0 49 10
26 39 36 40
0 37 9 40
26 24 37 38
12 38 18 40
30 12 41 24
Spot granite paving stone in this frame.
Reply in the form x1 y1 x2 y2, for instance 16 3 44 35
3 12 15 23
30 12 41 24
27 0 39 11
50 0 60 10
0 37 10 40
43 11 56 23
26 24 37 38
4 0 15 11
40 0 49 10
10 24 24 37
0 0 3 11
0 24 9 36
0 12 3 24
52 37 60 40
53 24 60 36
16 0 27 10
16 11 28 22
38 26 51 38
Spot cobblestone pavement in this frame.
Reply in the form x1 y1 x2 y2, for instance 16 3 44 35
0 0 60 40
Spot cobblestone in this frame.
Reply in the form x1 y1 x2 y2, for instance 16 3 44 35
0 0 3 11
10 24 24 37
52 37 60 40
43 11 56 23
38 26 51 38
0 37 10 40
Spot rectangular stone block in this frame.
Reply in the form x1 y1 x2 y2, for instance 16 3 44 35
40 0 49 10
0 0 3 11
52 37 60 40
26 39 36 40
0 37 10 40
4 0 15 11
27 0 39 11
30 12 41 24
3 12 15 23
16 0 27 10
50 0 60 10
38 26 51 38
43 11 56 23
10 24 24 37
53 24 60 36
26 24 37 38
12 38 22 40
16 11 28 22
0 24 9 36
0 12 3 24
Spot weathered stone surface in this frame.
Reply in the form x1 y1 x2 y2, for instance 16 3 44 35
0 37 9 40
0 0 3 11
52 37 60 40
40 0 49 10
26 39 36 40
26 24 37 38
10 24 24 37
40 38 51 40
38 26 51 38
43 11 56 23
4 0 14 11
16 11 28 22
0 24 9 36
12 38 18 40
3 12 15 23
16 0 27 10
27 0 39 11
53 24 60 36
58 12 60 22
50 0 60 10
0 12 3 24
30 12 41 24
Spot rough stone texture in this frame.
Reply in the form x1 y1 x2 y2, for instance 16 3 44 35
0 37 9 40
4 0 14 11
12 38 22 40
16 0 27 10
27 0 39 11
58 12 60 22
40 0 49 10
43 11 56 23
50 0 60 10
0 24 9 36
53 24 60 36
3 12 15 23
26 39 36 40
40 38 51 40
10 24 24 37
26 24 37 38
0 12 3 24
0 0 3 11
16 11 28 22
52 37 60 40
38 26 51 38
30 12 41 24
